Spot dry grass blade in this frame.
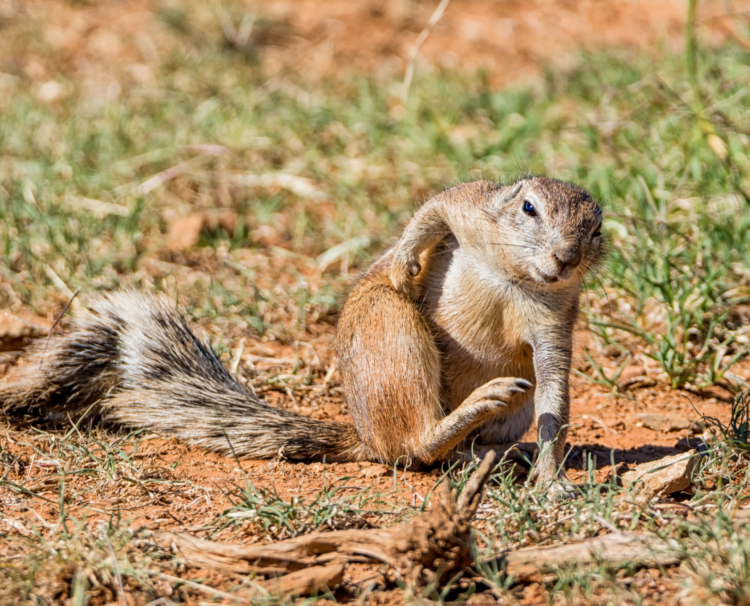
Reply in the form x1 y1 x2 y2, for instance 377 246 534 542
102 524 127 606
38 287 79 373
43 266 80 311
146 571 249 603
400 0 451 105
231 172 325 200
64 195 130 218
116 146 226 197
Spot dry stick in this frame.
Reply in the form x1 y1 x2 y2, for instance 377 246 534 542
499 532 681 582
400 0 451 106
580 414 619 435
101 523 127 606
156 451 498 595
230 338 246 375
38 287 80 374
145 571 248 603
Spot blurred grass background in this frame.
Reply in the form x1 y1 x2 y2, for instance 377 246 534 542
2 0 750 391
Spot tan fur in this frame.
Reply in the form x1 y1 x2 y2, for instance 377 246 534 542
339 177 602 479
2 177 602 481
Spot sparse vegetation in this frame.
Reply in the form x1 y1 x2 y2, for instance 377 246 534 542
2 0 750 604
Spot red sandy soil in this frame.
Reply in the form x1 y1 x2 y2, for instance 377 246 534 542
0 316 739 602
1 313 740 539
4 0 749 92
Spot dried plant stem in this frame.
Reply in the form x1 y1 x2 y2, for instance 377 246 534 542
400 0 451 106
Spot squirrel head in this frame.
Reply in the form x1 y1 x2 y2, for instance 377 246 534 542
389 177 603 297
454 177 603 290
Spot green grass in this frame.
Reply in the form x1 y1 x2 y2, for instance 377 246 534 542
215 474 398 540
3 1 750 604
2 5 750 383
702 390 750 453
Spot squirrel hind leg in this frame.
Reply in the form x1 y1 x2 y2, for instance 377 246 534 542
337 280 534 466
420 377 532 463
336 280 445 465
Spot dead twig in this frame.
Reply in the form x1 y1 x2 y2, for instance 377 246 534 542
400 0 451 105
156 451 498 594
497 532 680 582
230 338 246 375
38 287 80 374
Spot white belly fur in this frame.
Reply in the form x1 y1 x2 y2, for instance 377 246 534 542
421 244 538 442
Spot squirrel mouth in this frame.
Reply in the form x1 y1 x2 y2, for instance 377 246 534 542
535 269 561 283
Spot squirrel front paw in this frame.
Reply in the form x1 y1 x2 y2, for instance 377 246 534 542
461 377 533 413
529 455 570 497
389 252 422 297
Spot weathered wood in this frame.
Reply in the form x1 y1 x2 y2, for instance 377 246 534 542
155 451 690 598
157 451 498 592
501 532 680 582
255 563 346 598
158 529 396 574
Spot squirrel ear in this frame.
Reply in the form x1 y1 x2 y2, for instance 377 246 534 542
497 181 524 206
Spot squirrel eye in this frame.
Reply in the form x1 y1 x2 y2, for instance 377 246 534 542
592 224 602 238
523 200 536 216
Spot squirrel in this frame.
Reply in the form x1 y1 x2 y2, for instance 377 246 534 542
1 177 602 483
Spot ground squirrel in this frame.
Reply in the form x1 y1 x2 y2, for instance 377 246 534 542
2 177 603 483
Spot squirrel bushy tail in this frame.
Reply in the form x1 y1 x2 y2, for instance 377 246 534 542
1 291 366 462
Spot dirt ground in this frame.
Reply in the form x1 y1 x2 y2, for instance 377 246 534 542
0 311 740 534
0 312 741 603
2 1 750 604
4 0 747 91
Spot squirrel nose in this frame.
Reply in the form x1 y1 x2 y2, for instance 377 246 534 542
553 244 582 269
